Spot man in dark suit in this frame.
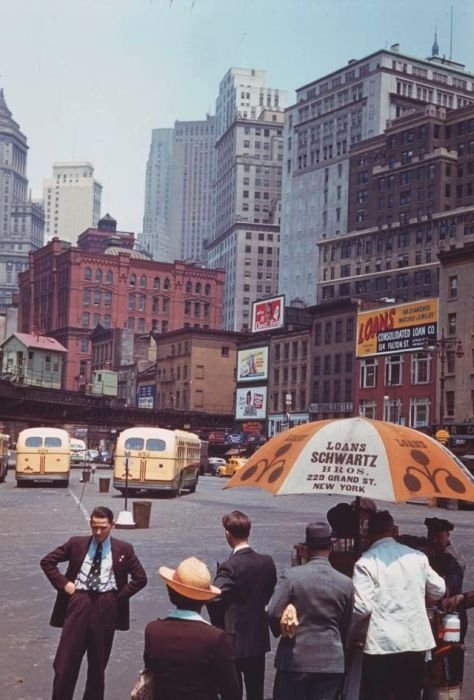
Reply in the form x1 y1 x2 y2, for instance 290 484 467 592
267 521 353 700
40 505 147 700
144 556 240 700
207 510 277 700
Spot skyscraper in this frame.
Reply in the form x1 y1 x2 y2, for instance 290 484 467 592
169 115 216 263
279 43 474 306
140 128 173 262
0 89 44 311
43 162 102 244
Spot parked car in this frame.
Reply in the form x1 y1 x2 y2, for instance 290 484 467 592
206 457 226 476
95 450 113 467
217 457 247 478
87 449 100 463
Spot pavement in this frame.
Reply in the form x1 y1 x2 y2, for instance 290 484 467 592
1 468 474 699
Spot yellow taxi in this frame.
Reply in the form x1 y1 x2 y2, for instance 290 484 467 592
217 457 247 478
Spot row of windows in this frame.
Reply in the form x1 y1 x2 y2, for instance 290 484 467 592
359 354 434 388
314 318 354 345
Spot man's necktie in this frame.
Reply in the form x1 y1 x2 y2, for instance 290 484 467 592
87 542 103 591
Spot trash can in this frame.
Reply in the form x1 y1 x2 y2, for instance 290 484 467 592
133 501 152 529
99 477 110 493
81 469 90 483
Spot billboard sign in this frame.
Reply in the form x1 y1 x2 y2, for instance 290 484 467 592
356 298 438 357
237 346 269 382
251 295 285 333
137 384 156 409
235 386 268 420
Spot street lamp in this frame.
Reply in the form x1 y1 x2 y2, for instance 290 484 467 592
285 392 292 428
424 329 464 427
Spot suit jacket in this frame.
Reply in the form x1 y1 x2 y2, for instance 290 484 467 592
207 547 277 659
144 617 240 700
267 556 353 674
40 535 147 630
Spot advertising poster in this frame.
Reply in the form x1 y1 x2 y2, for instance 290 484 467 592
251 295 285 333
237 346 269 382
235 386 268 420
356 298 438 357
137 384 156 409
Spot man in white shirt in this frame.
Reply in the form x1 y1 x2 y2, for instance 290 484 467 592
353 510 445 700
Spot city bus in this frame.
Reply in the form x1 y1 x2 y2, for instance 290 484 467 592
0 433 9 483
16 427 71 487
113 427 200 497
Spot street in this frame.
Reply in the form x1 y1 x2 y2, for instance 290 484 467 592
1 468 474 700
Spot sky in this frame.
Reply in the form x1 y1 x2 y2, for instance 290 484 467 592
1 0 474 234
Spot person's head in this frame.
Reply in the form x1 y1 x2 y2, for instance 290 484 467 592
90 505 114 543
301 521 332 557
222 510 251 547
425 517 454 552
367 510 396 542
159 556 221 611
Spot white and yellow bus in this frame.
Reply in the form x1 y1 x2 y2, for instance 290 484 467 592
113 427 200 497
0 433 9 483
16 427 70 487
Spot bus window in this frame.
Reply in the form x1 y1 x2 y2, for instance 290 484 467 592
146 439 166 452
25 436 43 448
124 437 144 451
45 437 63 447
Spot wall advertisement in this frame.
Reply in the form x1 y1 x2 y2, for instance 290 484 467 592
237 346 269 382
235 386 268 420
356 298 438 358
251 295 285 333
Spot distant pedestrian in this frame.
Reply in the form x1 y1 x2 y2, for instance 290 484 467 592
40 505 147 700
353 510 445 700
207 510 277 700
144 556 240 700
267 521 353 700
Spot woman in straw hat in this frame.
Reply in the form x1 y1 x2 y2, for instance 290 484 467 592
143 556 240 700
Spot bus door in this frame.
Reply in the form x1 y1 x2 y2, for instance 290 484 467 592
141 437 170 483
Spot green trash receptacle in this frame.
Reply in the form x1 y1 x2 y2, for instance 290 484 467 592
133 501 152 529
99 477 110 493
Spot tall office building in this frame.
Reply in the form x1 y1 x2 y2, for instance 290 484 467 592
279 43 474 306
169 115 216 263
0 89 44 311
140 129 173 262
215 68 286 139
43 162 102 244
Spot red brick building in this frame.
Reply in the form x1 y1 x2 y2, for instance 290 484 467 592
18 216 225 389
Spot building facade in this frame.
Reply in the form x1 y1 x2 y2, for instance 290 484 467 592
318 103 474 303
1 332 66 389
43 162 102 244
18 217 225 390
279 44 474 306
169 116 216 263
140 128 174 261
207 109 285 330
0 89 44 311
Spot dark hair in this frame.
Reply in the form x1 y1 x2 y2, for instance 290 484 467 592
91 506 114 523
368 510 394 535
167 586 203 612
222 510 251 539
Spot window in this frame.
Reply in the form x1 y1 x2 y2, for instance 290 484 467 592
324 322 332 344
84 267 92 281
81 312 90 327
106 270 113 284
95 269 102 283
164 278 170 290
447 313 456 336
360 358 377 388
80 337 88 353
140 275 147 288
409 398 431 428
446 391 455 418
153 277 160 290
128 294 136 311
385 355 403 386
83 289 91 305
129 273 136 287
186 281 192 293
359 400 376 419
411 353 431 384
104 291 112 306
448 276 458 299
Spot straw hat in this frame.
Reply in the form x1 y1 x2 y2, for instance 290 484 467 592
159 556 221 601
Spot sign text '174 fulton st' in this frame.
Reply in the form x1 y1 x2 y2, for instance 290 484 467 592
356 298 438 358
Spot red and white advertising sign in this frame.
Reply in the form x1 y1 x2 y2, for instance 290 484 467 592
251 295 285 333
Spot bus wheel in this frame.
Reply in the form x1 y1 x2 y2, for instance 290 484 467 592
174 475 183 498
16 481 26 488
189 474 198 494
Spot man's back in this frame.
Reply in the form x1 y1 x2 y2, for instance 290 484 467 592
208 547 276 658
353 537 445 654
268 557 353 673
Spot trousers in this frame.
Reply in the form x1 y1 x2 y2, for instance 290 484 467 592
273 670 344 700
360 651 425 700
235 654 266 700
52 590 117 700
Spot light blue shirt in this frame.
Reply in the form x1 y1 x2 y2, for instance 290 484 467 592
167 609 210 624
75 536 117 592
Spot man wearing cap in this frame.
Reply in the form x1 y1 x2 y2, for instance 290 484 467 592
267 521 353 700
144 556 240 700
424 517 465 595
353 510 446 700
207 510 276 700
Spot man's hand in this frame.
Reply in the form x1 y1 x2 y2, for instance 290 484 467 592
280 603 299 638
441 594 464 612
64 581 76 596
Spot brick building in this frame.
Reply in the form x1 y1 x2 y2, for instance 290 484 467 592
18 216 225 390
318 103 474 303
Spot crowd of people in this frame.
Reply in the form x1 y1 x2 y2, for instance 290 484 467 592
40 505 467 700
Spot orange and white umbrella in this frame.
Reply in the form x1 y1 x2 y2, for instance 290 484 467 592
226 417 474 503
